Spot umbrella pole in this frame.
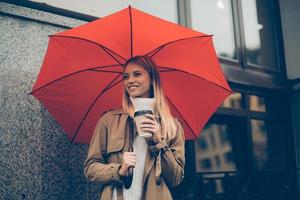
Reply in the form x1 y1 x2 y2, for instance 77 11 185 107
123 117 134 189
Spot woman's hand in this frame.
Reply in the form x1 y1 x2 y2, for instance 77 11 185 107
141 114 161 145
119 152 136 176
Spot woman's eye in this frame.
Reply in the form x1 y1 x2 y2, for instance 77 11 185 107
123 75 128 80
134 73 141 77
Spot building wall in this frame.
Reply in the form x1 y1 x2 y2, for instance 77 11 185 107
279 0 300 187
279 0 300 79
0 3 99 199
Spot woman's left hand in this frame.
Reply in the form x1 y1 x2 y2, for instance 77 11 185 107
140 114 161 145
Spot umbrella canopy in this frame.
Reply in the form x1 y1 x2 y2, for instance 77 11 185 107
31 6 232 144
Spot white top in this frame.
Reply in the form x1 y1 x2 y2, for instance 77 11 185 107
112 136 148 200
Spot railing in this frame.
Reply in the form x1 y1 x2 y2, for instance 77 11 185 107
172 168 300 200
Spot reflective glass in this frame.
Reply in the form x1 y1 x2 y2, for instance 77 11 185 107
190 0 237 59
221 92 242 109
241 0 278 69
195 123 236 173
31 0 178 23
251 119 268 169
249 95 266 112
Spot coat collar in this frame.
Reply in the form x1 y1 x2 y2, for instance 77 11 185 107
111 108 127 115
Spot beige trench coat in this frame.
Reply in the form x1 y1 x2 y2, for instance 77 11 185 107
84 109 185 200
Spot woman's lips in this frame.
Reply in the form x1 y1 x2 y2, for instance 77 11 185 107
128 85 138 91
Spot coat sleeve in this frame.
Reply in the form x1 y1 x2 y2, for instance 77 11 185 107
83 113 122 185
148 118 185 187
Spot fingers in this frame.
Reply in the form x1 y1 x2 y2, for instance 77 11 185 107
143 114 156 122
140 119 156 126
140 124 156 129
123 152 136 168
141 114 159 127
140 118 160 131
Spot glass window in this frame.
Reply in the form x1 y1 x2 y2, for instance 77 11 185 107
241 0 279 69
190 0 237 59
251 119 268 169
221 92 243 109
201 158 212 169
195 124 236 172
198 138 208 150
215 155 221 167
30 0 179 23
224 151 234 163
249 95 266 112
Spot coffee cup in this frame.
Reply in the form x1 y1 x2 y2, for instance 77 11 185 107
130 97 155 138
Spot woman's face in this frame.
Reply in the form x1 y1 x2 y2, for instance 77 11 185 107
123 63 151 98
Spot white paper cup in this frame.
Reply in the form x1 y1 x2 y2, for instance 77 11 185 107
130 97 155 138
134 110 153 138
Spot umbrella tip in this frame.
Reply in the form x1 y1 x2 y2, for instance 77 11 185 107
128 5 134 10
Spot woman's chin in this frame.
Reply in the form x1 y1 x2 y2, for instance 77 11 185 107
130 95 140 98
129 93 139 98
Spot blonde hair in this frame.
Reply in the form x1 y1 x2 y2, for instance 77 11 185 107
122 56 177 140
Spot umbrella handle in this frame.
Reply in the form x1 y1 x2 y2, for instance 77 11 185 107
123 117 134 189
124 166 133 189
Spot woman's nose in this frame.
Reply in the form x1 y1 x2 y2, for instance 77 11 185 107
128 76 135 83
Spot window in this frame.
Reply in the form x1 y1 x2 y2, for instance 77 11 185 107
215 155 221 167
219 126 229 146
190 0 237 60
195 123 237 172
221 92 243 109
241 0 279 70
249 94 266 112
201 158 212 169
198 138 208 150
224 151 233 163
251 119 268 169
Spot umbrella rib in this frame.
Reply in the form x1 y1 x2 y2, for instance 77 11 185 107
89 69 121 73
104 77 123 91
166 96 199 140
29 64 122 95
71 73 123 143
159 69 176 72
158 66 177 72
146 35 213 58
92 64 122 70
158 66 233 93
101 46 125 66
129 6 133 58
147 46 164 58
50 35 127 65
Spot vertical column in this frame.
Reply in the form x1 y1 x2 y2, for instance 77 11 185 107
279 0 300 195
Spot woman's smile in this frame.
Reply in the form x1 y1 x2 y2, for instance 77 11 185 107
128 85 139 90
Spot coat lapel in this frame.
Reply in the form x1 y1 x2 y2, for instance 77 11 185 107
112 108 156 186
142 148 155 186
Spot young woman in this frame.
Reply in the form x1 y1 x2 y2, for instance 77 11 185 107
84 55 185 200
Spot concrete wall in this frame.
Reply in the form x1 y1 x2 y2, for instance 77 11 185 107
0 3 100 199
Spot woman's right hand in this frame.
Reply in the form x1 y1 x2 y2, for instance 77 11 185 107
118 152 136 176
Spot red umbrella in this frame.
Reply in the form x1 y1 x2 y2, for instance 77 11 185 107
30 6 232 144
